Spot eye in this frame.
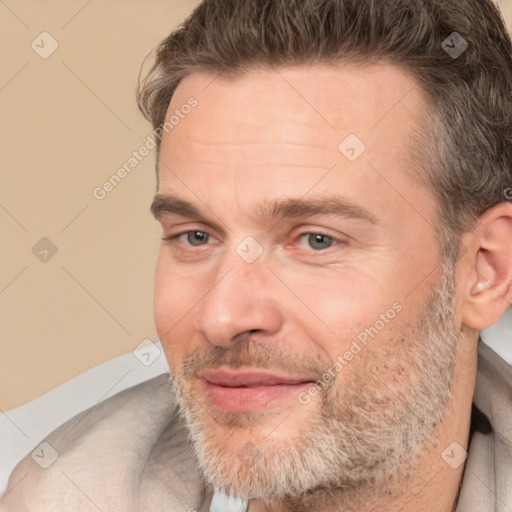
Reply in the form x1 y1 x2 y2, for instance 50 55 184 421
186 231 210 246
164 230 211 247
297 233 340 251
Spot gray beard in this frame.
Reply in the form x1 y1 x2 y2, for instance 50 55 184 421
169 258 459 511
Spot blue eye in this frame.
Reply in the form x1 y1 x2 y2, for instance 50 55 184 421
163 231 211 247
185 231 210 246
299 233 337 250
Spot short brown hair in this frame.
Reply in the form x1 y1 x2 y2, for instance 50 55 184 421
137 0 512 247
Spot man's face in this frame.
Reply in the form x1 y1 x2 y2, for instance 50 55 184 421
153 64 460 502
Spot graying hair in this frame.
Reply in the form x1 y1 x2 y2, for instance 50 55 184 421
137 0 512 247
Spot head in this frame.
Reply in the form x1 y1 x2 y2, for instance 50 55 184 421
139 0 512 508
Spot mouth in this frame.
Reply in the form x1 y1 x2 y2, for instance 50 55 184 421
199 367 316 412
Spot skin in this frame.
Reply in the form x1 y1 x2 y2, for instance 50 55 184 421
2 63 511 512
152 63 512 511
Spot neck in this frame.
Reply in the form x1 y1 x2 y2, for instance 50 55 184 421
249 463 465 512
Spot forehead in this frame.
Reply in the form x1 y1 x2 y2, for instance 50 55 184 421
162 62 424 164
168 62 423 140
158 63 431 223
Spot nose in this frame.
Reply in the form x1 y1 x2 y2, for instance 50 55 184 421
194 254 283 348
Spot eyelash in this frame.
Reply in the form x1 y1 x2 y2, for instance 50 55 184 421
161 230 345 252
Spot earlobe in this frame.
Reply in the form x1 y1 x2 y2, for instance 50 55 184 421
470 280 492 296
461 203 512 330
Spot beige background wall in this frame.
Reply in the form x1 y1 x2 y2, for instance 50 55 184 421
1 0 512 411
1 0 199 410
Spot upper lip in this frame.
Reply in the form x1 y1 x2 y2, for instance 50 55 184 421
200 368 315 387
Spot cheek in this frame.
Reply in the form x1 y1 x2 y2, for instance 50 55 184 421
279 267 393 342
154 254 172 334
154 254 201 360
279 272 414 381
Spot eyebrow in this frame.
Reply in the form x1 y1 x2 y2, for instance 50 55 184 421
257 197 377 224
151 194 201 219
150 193 377 225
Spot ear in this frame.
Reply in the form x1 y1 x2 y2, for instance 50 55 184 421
460 202 512 329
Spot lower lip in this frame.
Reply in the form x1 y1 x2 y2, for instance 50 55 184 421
202 380 314 412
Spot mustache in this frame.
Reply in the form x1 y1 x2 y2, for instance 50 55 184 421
180 342 328 381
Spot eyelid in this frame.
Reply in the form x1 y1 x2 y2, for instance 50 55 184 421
297 236 341 253
162 229 218 244
289 227 348 248
161 220 219 237
158 214 227 239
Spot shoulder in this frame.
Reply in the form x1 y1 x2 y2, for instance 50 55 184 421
460 343 512 509
0 374 207 511
475 342 512 444
476 342 512 416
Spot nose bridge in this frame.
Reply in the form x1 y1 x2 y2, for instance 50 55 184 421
195 247 281 347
